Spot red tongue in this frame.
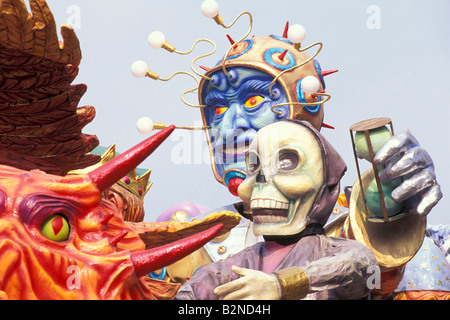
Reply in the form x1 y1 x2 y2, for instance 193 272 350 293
227 177 244 197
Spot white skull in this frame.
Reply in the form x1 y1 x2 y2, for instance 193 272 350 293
238 121 325 237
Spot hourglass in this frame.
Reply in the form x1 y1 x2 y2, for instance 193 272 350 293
350 118 406 222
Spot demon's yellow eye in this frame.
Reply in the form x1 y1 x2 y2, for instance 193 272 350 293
244 95 264 109
215 106 228 115
41 214 70 242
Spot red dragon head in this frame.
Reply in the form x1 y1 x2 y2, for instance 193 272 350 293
0 126 223 300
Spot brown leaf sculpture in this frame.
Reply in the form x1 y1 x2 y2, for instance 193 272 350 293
0 0 99 175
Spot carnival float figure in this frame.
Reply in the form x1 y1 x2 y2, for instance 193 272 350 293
136 1 446 299
0 0 241 300
0 124 226 300
0 0 445 300
176 120 378 300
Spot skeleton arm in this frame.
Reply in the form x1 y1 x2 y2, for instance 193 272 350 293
213 237 377 300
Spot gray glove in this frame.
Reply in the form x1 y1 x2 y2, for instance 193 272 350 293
374 129 442 216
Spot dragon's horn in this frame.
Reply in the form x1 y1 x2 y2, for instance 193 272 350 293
131 224 223 277
88 125 175 192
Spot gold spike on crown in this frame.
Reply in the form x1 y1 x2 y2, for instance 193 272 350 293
69 144 153 200
117 168 153 200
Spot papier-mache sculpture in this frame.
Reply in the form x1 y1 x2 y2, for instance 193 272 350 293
143 1 444 299
176 120 378 300
0 0 241 300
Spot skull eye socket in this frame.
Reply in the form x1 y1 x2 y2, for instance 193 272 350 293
246 151 261 174
40 214 70 242
276 150 300 172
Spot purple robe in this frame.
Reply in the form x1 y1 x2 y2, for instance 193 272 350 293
176 234 378 300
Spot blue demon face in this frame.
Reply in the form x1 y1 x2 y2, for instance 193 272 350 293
201 67 289 193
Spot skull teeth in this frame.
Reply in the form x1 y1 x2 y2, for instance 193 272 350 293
253 215 288 224
250 199 289 210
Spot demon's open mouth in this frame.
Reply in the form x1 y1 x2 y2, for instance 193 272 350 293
214 138 252 160
250 198 289 224
221 143 250 158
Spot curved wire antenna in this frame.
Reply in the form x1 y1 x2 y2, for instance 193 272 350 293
152 122 210 131
172 38 217 81
215 11 253 78
176 125 211 130
269 41 323 95
270 92 331 115
189 40 217 81
154 71 209 109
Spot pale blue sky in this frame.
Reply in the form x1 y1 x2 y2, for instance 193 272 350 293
46 0 449 225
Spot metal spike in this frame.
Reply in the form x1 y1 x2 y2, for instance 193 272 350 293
278 49 288 61
322 69 339 77
283 21 289 38
226 33 235 45
322 123 335 129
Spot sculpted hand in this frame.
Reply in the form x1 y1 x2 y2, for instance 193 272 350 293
374 129 442 216
213 266 282 300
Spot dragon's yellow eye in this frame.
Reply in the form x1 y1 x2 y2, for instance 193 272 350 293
41 214 70 241
244 95 264 109
215 106 228 115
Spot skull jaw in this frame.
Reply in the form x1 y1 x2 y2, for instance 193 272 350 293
252 198 312 237
248 179 317 237
252 208 289 224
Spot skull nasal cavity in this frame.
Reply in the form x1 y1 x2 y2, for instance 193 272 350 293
256 169 267 183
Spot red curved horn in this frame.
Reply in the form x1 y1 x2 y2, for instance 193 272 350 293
131 224 223 277
88 125 175 192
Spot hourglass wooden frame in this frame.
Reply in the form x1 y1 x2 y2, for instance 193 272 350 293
349 117 394 222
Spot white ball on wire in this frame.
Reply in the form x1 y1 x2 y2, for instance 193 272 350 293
301 76 320 94
131 60 149 78
201 0 220 18
136 117 154 134
287 24 306 44
148 31 166 49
